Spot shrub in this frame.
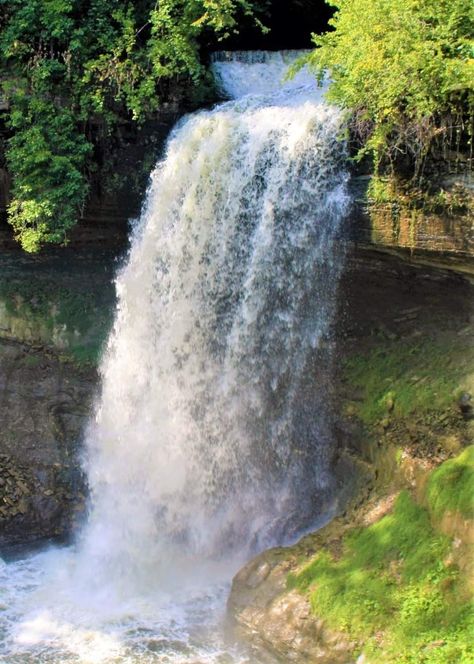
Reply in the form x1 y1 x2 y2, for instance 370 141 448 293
302 0 474 178
0 0 264 251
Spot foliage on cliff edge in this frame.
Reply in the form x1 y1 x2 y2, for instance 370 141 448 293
0 0 264 251
303 0 474 181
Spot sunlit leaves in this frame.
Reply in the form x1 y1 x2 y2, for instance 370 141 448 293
0 0 262 251
305 0 474 175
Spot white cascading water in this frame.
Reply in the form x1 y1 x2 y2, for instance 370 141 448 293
0 51 350 663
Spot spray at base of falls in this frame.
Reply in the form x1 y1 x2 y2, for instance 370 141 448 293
0 51 350 663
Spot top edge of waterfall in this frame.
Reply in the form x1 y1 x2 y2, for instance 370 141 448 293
210 49 322 101
211 50 311 64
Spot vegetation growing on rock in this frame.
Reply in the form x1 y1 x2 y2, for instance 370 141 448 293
302 0 473 181
0 251 116 365
1 0 472 251
288 451 474 663
343 337 474 426
0 0 265 251
229 258 474 663
427 446 474 520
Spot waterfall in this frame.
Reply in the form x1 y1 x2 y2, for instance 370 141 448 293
0 51 350 663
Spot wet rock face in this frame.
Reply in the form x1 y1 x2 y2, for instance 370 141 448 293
0 339 95 549
349 174 474 269
0 247 117 550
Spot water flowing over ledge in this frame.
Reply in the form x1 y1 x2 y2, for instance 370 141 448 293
211 49 317 99
0 51 350 663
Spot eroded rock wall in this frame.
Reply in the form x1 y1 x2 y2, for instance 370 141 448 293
0 340 95 549
0 249 118 551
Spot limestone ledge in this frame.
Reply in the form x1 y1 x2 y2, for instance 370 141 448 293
349 174 474 277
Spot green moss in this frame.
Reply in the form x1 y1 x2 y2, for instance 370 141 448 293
427 446 474 520
344 339 472 425
368 176 395 204
0 277 113 366
288 489 473 663
0 280 109 333
20 354 42 368
66 337 108 368
367 175 473 220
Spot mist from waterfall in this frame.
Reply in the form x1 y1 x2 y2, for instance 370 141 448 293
0 51 350 663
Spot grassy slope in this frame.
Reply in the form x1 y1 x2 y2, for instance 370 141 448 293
343 337 474 426
285 323 474 663
288 448 474 663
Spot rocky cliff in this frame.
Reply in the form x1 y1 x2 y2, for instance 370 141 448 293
0 248 117 551
228 247 474 662
349 172 473 274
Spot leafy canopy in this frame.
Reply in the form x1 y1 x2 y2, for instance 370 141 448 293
0 0 262 251
303 0 474 175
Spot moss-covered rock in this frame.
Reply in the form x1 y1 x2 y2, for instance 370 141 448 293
230 451 474 664
0 249 115 549
0 249 117 366
229 249 474 663
343 338 474 427
427 446 474 522
288 475 473 663
350 174 474 269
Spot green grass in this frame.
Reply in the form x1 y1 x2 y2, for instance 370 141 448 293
427 446 474 520
288 485 473 663
344 339 473 425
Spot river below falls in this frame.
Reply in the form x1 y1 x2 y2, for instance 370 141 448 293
0 546 258 663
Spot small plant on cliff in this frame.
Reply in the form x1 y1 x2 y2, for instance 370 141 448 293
427 446 474 520
301 0 474 180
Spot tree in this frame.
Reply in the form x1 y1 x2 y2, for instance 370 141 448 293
302 0 474 179
0 0 263 251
